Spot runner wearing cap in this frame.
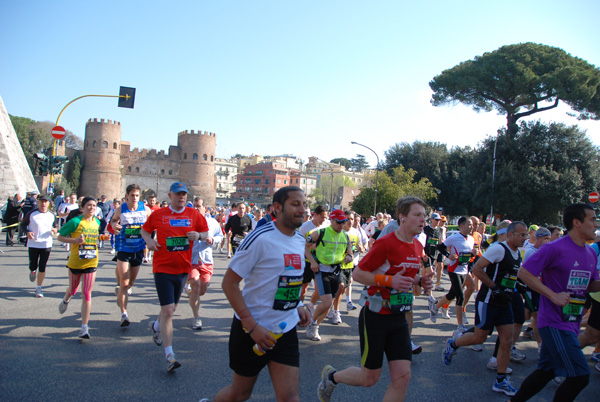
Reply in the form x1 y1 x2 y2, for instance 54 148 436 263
141 182 208 372
20 194 58 298
305 209 353 341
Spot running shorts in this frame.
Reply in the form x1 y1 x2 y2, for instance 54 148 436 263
359 306 411 369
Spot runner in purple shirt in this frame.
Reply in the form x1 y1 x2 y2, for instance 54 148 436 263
510 203 600 402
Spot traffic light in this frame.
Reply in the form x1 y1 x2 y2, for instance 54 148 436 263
34 153 50 175
50 155 69 175
118 86 136 109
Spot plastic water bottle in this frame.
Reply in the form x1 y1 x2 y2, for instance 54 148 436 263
358 287 369 306
368 291 383 313
253 322 287 356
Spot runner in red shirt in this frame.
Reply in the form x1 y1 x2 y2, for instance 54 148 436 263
317 196 434 401
141 182 208 372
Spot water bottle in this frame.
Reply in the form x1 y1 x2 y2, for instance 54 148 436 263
358 287 369 306
368 291 383 313
253 322 287 356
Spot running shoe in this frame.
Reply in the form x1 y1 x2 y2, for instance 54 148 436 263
306 322 321 341
510 346 526 362
115 286 120 296
110 248 115 255
142 257 149 264
595 362 600 373
591 351 600 362
317 365 336 402
166 353 181 372
227 253 232 258
442 338 457 365
522 327 535 340
120 313 130 327
35 288 44 298
452 327 464 341
486 357 513 374
79 325 90 339
327 307 334 320
58 299 69 314
470 344 483 352
428 298 438 323
552 376 565 385
29 270 36 282
192 317 203 330
462 310 469 325
332 310 342 325
127 288 132 296
456 324 468 334
434 284 445 291
411 341 422 355
347 301 357 311
148 320 163 346
441 307 451 319
492 377 517 396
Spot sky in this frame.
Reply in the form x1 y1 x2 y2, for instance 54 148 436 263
1 0 599 169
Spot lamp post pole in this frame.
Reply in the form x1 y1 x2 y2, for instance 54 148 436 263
351 141 379 216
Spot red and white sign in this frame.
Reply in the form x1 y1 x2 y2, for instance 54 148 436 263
51 126 66 140
589 191 599 203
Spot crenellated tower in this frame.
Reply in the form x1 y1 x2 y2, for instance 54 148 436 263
177 130 217 206
80 118 122 199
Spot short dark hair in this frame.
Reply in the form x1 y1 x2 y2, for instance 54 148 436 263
458 216 470 226
547 225 560 235
126 184 141 194
507 221 527 233
563 203 594 231
273 186 303 210
314 205 326 215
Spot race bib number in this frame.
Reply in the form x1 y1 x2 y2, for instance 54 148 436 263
458 252 472 264
78 244 97 260
125 225 141 239
232 234 245 245
273 275 302 310
389 289 413 313
166 236 189 251
427 237 439 245
501 274 517 289
562 295 585 322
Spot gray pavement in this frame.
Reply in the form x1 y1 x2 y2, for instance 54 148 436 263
1 242 599 401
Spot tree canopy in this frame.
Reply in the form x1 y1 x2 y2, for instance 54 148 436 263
330 157 351 169
430 43 600 136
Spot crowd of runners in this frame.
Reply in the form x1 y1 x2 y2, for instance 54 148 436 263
2 183 600 402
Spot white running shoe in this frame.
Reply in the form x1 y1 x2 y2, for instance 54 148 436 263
166 353 181 372
462 310 469 325
317 365 337 402
332 310 342 325
148 320 162 346
79 325 90 339
470 344 483 352
510 346 526 362
441 307 451 319
327 307 334 320
29 270 37 282
58 299 69 314
35 288 44 298
428 298 439 323
411 341 422 354
486 357 513 374
192 317 203 330
120 313 130 327
306 322 321 341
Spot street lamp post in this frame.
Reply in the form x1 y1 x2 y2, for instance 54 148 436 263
351 141 379 216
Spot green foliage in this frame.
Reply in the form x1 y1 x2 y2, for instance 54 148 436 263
430 43 600 136
53 177 73 197
350 154 370 172
10 115 54 172
66 152 82 192
350 167 438 216
311 175 346 207
330 158 351 169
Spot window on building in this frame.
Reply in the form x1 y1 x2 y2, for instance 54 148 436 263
93 140 97 147
265 179 269 184
127 166 131 172
254 179 261 184
193 153 198 160
256 170 262 175
161 169 165 174
169 170 172 175
255 187 261 191
101 140 108 148
203 154 207 161
248 171 252 175
277 179 281 184
184 153 187 160
113 142 118 149
284 180 287 184
211 156 214 161
135 167 139 172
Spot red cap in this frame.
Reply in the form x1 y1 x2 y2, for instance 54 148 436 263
329 209 347 222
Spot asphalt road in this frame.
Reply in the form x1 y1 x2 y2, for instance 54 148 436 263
1 242 599 401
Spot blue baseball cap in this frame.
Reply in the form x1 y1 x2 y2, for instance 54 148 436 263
170 182 189 194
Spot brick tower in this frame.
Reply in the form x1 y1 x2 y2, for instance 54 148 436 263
176 130 217 206
79 118 122 199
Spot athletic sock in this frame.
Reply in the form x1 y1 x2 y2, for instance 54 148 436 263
450 340 458 349
329 371 338 385
164 346 173 358
497 373 506 382
153 320 160 332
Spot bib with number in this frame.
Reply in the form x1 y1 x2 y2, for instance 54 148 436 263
458 252 472 264
273 275 302 310
562 295 585 322
389 289 414 313
232 234 245 245
166 236 189 252
78 244 97 260
427 237 439 245
125 225 142 239
501 274 517 290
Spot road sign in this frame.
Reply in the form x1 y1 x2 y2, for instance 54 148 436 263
51 126 66 140
589 191 599 203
